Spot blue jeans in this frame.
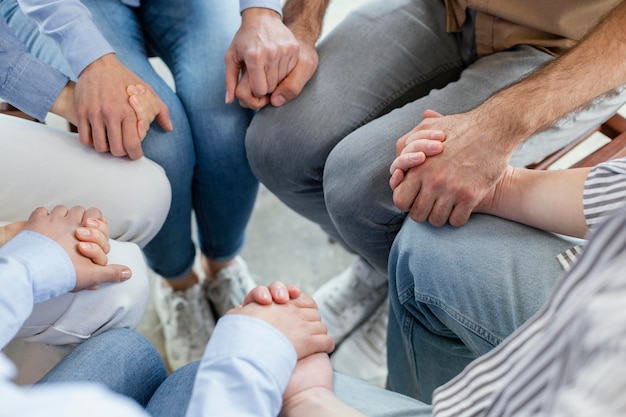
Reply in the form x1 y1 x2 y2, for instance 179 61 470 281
38 328 168 407
1 0 257 278
387 215 584 402
39 329 431 417
245 0 626 275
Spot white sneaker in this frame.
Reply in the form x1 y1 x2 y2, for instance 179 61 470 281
331 299 389 388
204 256 257 318
152 277 215 371
313 257 388 344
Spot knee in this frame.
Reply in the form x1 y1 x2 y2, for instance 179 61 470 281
245 109 323 192
107 159 171 248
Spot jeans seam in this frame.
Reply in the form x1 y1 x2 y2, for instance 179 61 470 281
413 292 502 347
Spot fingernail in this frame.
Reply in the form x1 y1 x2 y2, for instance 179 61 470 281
86 219 99 228
276 288 286 300
77 227 91 237
121 269 131 281
79 242 93 249
273 94 286 106
225 91 231 103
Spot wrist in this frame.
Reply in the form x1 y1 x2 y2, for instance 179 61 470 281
281 387 335 417
49 81 77 125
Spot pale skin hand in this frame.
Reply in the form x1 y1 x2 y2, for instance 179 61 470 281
74 53 172 160
20 205 132 291
228 289 334 359
225 8 300 109
280 353 366 417
392 112 591 237
225 1 328 109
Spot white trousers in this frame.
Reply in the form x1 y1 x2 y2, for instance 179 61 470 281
0 114 170 382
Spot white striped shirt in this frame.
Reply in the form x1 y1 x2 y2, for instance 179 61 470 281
557 157 626 270
433 191 626 416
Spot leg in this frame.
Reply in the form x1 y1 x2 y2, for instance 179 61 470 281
140 0 257 265
387 215 583 402
6 240 150 383
245 0 468 250
0 114 170 248
77 0 198 279
334 372 433 417
38 328 167 408
145 361 199 417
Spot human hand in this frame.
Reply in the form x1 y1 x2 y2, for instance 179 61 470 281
75 54 172 160
22 206 132 291
389 125 445 189
228 292 334 359
243 281 302 305
281 352 333 415
126 83 173 141
224 7 300 108
392 109 511 227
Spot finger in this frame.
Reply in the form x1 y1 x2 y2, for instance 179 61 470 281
392 175 420 212
74 264 132 291
306 333 335 356
287 284 301 300
389 152 426 174
448 202 474 227
83 207 103 223
76 227 110 255
269 64 309 107
224 49 242 105
154 98 173 132
52 205 72 218
246 59 270 98
77 116 94 148
409 186 436 223
423 109 443 119
403 130 446 146
77 241 108 266
121 116 144 160
236 72 270 110
243 286 272 305
291 292 318 309
389 168 405 190
267 281 290 304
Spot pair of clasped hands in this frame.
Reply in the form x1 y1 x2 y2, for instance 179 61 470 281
390 109 514 227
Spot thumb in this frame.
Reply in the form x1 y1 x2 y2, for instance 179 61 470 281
73 264 132 292
156 99 173 132
225 53 242 105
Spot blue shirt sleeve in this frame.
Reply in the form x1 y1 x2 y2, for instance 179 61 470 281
16 0 115 77
186 314 297 417
0 17 68 121
0 231 75 348
239 0 283 18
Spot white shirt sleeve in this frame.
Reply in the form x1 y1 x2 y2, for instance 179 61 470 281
239 0 283 18
0 231 75 348
0 231 150 417
186 314 297 417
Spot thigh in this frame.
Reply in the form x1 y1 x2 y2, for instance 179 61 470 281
246 0 465 184
387 214 582 399
0 114 170 247
334 372 433 417
38 328 167 408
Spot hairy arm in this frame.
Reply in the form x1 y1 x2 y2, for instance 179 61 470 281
394 1 626 227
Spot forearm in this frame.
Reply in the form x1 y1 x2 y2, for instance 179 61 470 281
282 0 330 45
281 388 367 417
473 1 626 153
478 167 590 238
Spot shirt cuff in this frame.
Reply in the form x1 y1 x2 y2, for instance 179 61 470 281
239 0 283 18
1 231 75 303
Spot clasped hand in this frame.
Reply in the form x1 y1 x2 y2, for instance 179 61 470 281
391 110 510 227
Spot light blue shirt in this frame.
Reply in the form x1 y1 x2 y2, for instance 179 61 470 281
0 231 296 417
17 0 283 78
0 17 68 121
